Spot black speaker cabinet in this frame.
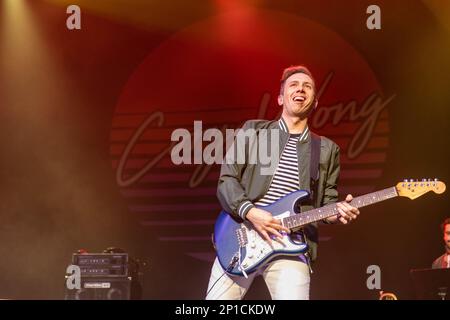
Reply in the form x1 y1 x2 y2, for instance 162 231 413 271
64 276 131 300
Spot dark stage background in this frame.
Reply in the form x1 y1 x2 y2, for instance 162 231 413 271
0 0 449 299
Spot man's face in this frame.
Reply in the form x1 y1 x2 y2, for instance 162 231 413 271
278 72 316 118
444 223 450 252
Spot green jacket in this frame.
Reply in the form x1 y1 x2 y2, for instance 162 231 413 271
216 118 341 261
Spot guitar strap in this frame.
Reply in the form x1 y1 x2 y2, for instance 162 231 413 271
302 132 321 273
309 132 321 205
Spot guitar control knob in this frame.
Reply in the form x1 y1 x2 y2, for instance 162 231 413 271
250 242 256 249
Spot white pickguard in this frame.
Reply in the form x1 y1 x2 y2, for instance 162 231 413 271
239 211 307 270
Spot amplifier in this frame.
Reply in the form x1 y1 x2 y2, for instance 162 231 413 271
64 276 131 300
72 253 128 277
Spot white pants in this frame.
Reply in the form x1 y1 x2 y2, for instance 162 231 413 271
205 257 310 300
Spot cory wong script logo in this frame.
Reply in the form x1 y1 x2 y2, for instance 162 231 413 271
109 10 394 258
114 72 394 187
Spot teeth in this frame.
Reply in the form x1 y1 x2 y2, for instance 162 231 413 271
293 96 305 101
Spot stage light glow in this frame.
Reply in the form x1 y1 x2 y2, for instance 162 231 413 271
422 0 450 33
0 0 67 121
44 0 214 32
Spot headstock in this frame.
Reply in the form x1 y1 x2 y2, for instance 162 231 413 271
396 179 446 200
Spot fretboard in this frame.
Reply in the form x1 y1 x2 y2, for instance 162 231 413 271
282 187 398 230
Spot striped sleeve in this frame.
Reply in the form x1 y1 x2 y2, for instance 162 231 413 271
238 200 255 220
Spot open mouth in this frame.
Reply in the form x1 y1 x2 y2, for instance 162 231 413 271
293 96 306 102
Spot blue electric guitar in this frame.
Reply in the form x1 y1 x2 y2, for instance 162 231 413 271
213 180 446 276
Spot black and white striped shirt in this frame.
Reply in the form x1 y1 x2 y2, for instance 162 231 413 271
255 119 309 207
237 118 310 219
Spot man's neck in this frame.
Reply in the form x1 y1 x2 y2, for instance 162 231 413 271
282 113 308 134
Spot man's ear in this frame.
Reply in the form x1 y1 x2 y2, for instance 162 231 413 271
277 95 283 106
313 98 318 109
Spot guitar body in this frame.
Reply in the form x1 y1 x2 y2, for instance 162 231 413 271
212 179 447 277
213 190 310 276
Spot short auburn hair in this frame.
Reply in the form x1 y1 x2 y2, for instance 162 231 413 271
441 217 450 232
279 65 316 96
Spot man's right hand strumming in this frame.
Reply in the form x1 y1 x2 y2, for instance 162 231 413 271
246 207 291 243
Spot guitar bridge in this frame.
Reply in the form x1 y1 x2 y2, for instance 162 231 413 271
235 227 248 247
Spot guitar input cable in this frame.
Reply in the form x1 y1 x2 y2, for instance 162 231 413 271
205 255 239 298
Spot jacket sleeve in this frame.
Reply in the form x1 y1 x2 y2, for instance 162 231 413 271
323 143 340 206
216 121 256 220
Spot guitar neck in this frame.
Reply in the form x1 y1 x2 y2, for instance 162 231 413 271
283 187 398 230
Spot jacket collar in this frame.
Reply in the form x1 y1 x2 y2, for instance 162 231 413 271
278 117 310 142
